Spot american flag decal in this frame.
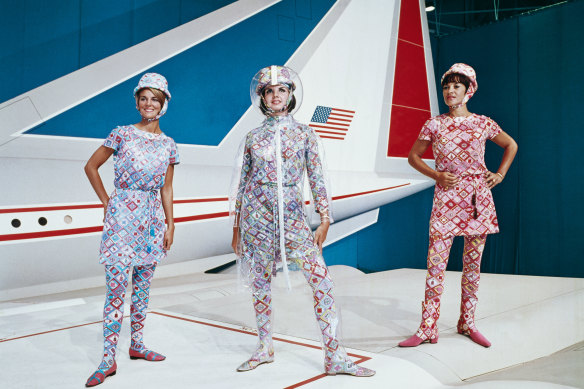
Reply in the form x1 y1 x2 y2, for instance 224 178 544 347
309 106 355 140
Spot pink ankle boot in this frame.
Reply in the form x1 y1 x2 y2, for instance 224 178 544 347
457 316 491 347
399 301 440 347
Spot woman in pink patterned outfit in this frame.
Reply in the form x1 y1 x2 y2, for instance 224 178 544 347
399 63 517 348
84 73 178 386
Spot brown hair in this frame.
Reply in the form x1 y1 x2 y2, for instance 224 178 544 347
441 73 470 91
259 85 296 116
136 87 166 105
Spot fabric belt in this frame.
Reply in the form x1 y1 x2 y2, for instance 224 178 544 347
258 181 296 188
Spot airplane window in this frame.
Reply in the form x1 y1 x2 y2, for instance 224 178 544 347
11 219 21 228
64 215 73 224
38 217 47 226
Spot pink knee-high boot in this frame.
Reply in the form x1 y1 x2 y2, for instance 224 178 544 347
457 235 491 347
399 236 453 347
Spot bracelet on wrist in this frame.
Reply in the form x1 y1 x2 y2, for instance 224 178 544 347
496 172 504 180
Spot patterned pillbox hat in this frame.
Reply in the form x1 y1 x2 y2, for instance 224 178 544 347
134 73 171 120
441 63 477 106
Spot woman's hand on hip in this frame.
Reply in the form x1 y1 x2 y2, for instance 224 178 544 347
102 198 109 222
436 171 459 189
484 171 504 189
315 221 330 253
163 224 175 250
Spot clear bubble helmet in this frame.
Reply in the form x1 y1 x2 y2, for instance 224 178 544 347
250 65 303 115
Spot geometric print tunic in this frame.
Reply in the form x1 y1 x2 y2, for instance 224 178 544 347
233 115 330 286
99 125 179 266
418 114 501 238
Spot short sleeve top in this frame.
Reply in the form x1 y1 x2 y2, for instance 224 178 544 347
103 125 179 191
418 114 501 176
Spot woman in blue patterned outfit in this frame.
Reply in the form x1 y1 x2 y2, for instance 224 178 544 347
230 66 374 377
84 73 179 387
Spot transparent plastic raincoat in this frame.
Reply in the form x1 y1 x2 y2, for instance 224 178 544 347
229 66 374 376
230 66 332 290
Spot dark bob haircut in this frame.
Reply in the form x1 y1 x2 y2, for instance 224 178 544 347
441 73 470 92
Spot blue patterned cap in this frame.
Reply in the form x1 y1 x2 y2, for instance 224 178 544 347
134 73 171 119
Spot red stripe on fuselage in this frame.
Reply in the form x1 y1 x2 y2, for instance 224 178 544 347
0 197 229 214
174 197 229 204
0 184 411 241
0 226 103 242
332 183 410 200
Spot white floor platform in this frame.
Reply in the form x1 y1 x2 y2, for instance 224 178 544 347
1 265 583 388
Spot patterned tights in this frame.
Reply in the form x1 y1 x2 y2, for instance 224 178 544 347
416 234 487 339
99 264 156 369
250 251 348 371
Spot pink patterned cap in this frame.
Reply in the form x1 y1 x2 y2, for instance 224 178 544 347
133 73 171 120
255 65 296 95
441 63 477 105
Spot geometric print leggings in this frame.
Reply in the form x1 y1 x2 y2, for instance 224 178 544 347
416 234 487 340
250 251 351 372
99 264 156 370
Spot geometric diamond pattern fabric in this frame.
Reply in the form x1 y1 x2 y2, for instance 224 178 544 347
247 249 355 372
418 114 502 238
99 264 156 370
100 125 179 266
233 115 359 372
423 235 454 306
414 234 487 341
130 265 157 352
233 115 330 286
250 260 274 355
406 111 500 345
458 235 487 333
296 252 350 373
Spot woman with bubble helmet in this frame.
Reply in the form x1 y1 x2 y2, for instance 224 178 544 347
399 63 517 348
84 73 179 386
230 65 374 377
